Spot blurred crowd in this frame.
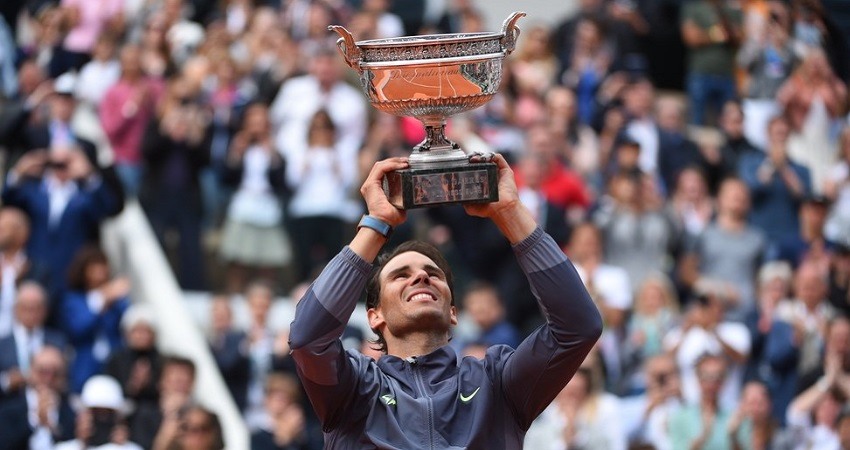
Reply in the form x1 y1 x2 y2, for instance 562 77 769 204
1 0 850 448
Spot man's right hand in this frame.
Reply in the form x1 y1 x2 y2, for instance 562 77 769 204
13 150 48 179
360 157 408 227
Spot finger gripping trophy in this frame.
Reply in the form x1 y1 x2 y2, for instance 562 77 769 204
329 12 526 209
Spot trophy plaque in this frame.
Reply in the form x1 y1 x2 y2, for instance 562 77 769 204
329 12 525 209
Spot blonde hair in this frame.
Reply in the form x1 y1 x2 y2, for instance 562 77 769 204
634 272 680 314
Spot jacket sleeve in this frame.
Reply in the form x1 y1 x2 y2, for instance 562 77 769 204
288 246 373 428
497 227 602 429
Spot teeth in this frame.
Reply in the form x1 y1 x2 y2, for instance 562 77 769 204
410 293 434 302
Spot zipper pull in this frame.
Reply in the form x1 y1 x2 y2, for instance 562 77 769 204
406 356 417 365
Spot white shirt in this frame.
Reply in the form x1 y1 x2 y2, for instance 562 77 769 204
75 59 121 106
663 323 751 411
270 75 367 171
286 144 358 220
524 394 627 450
574 263 633 310
0 251 25 337
13 323 45 374
56 439 143 450
26 386 58 450
45 175 78 228
625 119 659 174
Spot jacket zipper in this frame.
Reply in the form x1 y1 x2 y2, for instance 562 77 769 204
408 356 435 450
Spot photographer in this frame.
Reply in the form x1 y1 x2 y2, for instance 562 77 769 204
55 375 142 450
2 146 122 304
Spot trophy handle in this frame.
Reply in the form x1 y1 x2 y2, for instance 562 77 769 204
499 12 526 55
328 25 362 71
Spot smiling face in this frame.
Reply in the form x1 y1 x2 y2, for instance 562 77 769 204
367 249 457 354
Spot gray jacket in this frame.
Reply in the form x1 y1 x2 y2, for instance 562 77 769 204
289 227 602 449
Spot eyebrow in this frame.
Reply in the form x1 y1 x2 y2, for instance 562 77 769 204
384 263 445 281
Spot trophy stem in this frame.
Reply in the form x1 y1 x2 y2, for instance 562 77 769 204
410 119 467 168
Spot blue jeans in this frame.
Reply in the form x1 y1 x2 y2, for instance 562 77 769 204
687 73 737 126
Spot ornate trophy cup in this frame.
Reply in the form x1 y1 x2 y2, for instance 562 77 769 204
329 12 525 209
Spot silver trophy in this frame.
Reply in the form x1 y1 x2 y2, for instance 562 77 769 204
329 12 525 209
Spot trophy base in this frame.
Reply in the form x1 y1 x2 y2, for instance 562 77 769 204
384 163 499 209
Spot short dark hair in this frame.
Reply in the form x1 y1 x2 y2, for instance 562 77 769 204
162 355 197 380
364 241 455 354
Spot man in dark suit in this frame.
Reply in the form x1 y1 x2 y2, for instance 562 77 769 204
0 346 76 449
0 281 66 401
2 146 122 304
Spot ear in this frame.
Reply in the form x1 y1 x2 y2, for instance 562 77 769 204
367 307 385 332
450 305 458 326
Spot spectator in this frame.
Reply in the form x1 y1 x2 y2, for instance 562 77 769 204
164 405 224 450
717 100 760 181
74 33 121 109
744 261 800 423
458 281 521 349
738 0 798 150
679 178 767 319
0 346 76 449
525 365 626 450
829 243 850 316
668 354 735 449
60 245 130 393
559 17 614 126
104 304 163 408
738 117 811 245
663 286 751 411
543 86 600 182
776 263 834 375
131 356 196 450
786 376 845 449
515 151 571 245
208 296 249 412
0 282 67 400
55 375 143 450
823 126 850 245
625 274 680 384
593 170 675 288
727 381 792 449
665 166 714 242
680 0 743 125
510 24 558 100
621 77 659 175
778 194 834 273
139 76 210 290
0 207 48 337
655 96 713 194
566 221 631 391
515 123 590 213
219 103 290 294
250 373 310 450
284 109 358 284
622 354 683 450
778 49 847 191
58 0 124 72
269 46 366 176
244 280 278 430
100 44 164 196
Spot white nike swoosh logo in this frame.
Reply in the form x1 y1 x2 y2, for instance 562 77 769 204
459 387 480 403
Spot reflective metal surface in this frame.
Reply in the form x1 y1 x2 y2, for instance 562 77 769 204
329 12 525 166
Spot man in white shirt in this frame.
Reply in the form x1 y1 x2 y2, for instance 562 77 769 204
663 288 751 410
0 207 36 337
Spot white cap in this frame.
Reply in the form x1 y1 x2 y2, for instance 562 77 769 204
81 375 124 410
53 72 77 96
121 303 158 334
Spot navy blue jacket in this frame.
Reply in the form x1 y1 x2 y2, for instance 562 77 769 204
289 228 602 449
0 328 66 398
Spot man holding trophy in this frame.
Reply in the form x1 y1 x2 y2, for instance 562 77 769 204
288 13 602 449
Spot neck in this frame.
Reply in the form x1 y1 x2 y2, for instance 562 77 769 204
386 331 449 360
1 247 20 261
717 212 744 231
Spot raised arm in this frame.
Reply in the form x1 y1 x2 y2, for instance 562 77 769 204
288 157 408 426
465 154 602 428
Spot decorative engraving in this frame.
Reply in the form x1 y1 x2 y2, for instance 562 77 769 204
412 170 491 205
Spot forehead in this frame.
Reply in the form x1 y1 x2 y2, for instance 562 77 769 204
380 251 440 280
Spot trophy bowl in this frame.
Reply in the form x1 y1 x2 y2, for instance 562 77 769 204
329 12 525 209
